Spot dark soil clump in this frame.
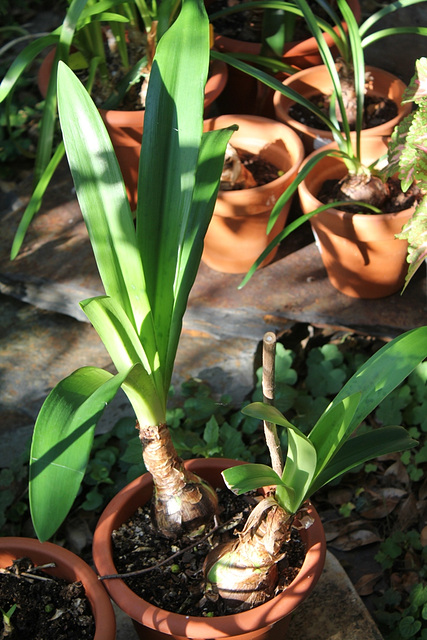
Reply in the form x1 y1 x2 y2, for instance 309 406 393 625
318 177 421 214
289 94 398 131
229 148 281 189
0 556 95 639
109 489 306 616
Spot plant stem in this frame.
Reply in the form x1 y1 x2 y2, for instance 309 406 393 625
262 332 283 476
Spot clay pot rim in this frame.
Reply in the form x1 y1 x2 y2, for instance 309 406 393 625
298 136 416 224
0 536 116 640
203 114 305 198
93 457 326 638
273 65 412 139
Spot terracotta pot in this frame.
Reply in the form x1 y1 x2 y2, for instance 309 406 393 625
201 115 305 273
210 0 361 114
0 537 116 640
38 49 228 210
298 137 414 298
273 65 412 153
93 457 326 640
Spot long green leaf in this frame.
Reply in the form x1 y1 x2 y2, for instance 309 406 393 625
310 327 427 441
29 366 129 541
57 61 152 340
222 463 282 495
310 426 418 494
279 428 316 513
137 0 228 392
80 295 164 417
164 126 235 387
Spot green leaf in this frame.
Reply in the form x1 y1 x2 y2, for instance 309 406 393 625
29 366 129 541
137 0 233 391
279 427 316 513
313 327 427 443
311 426 418 493
57 62 153 340
222 463 282 495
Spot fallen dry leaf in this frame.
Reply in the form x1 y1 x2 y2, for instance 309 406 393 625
354 572 383 596
361 487 407 520
328 529 382 551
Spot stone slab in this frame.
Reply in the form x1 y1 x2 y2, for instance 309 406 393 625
1 162 425 346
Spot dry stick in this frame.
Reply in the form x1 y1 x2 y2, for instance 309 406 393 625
262 331 283 476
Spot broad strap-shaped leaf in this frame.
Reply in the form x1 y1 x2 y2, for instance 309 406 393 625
279 427 316 514
81 295 166 424
222 463 282 495
310 426 418 494
164 126 235 387
310 327 427 443
137 0 231 393
29 366 129 541
308 392 361 476
57 61 154 346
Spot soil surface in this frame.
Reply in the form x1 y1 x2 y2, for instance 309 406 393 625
318 177 421 214
223 148 281 191
0 557 95 639
109 488 306 616
289 94 398 131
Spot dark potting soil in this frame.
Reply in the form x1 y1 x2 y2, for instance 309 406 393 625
109 489 306 617
0 556 95 639
289 94 398 131
318 177 422 214
233 148 282 189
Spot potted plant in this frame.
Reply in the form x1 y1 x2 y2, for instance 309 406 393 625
1 0 228 254
28 0 235 544
271 0 427 151
201 114 304 273
206 0 361 114
91 327 427 639
227 0 426 297
0 537 116 639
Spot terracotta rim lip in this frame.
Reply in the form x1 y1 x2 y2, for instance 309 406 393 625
203 114 305 197
93 458 326 638
0 537 116 640
273 65 412 138
298 136 416 223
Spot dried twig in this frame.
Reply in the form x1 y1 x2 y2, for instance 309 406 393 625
262 331 283 476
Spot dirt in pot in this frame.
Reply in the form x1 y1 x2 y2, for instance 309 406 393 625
289 94 398 131
220 147 282 191
0 557 95 639
318 176 422 214
109 489 306 616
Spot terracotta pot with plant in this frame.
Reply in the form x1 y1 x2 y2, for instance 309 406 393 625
273 64 411 153
207 0 361 114
236 0 426 297
0 537 116 640
201 114 304 273
92 326 427 639
297 136 416 298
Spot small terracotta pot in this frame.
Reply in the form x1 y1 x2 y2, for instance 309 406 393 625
273 65 412 153
0 537 116 640
211 0 361 114
298 137 414 299
93 458 326 640
201 115 305 273
38 49 228 210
